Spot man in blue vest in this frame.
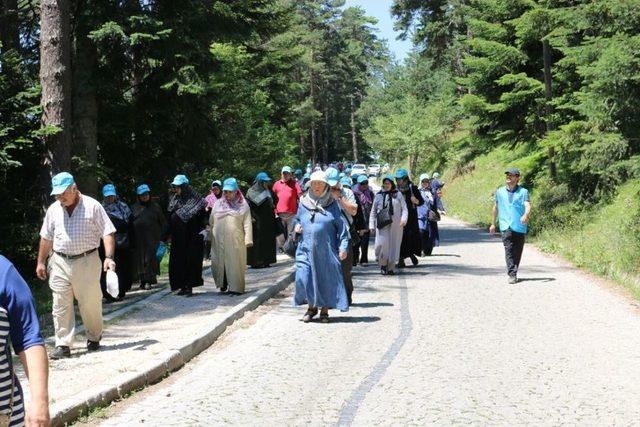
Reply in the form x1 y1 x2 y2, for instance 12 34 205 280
490 168 531 283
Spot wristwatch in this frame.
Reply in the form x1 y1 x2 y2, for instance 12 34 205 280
105 255 114 260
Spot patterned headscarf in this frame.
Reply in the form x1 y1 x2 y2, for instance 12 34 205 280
168 185 207 223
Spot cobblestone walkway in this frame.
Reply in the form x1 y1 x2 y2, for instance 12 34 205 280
24 256 293 417
84 219 640 425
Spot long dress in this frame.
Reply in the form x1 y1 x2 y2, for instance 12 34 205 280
294 200 350 311
100 200 134 299
417 188 441 255
131 200 166 285
399 183 424 259
210 200 253 293
369 191 408 273
246 186 277 268
167 188 207 292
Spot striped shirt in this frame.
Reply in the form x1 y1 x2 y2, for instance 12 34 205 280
0 256 46 426
40 195 116 256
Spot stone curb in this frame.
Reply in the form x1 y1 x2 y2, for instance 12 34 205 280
50 269 295 426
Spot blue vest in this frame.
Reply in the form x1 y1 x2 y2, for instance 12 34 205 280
496 186 529 233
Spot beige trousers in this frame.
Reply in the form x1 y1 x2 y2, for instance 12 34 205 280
48 251 103 346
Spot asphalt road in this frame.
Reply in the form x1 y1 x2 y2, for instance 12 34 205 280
82 218 640 426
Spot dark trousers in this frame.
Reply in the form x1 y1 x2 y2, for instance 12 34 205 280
341 242 354 305
420 229 433 256
502 228 525 277
353 231 370 264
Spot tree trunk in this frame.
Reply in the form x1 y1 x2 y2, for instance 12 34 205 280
0 0 19 52
40 0 73 174
72 21 98 197
350 94 358 162
299 127 306 161
322 103 329 163
542 38 556 180
309 68 317 164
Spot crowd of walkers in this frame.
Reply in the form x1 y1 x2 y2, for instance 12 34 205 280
29 166 447 364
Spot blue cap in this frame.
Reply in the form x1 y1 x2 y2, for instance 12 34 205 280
344 168 352 174
340 177 352 188
382 174 395 184
102 184 117 197
325 167 340 186
171 174 189 186
294 169 302 176
281 166 292 174
505 167 520 176
395 169 409 179
223 177 239 192
339 172 346 178
357 175 369 184
136 184 151 195
50 172 75 196
255 172 272 182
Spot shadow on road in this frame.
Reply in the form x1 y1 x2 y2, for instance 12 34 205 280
518 277 556 283
326 316 381 323
350 302 394 308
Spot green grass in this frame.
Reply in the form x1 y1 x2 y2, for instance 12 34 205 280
443 145 640 300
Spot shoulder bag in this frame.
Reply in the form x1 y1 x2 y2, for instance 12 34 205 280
376 193 395 230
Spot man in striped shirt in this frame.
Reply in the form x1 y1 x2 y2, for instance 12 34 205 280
36 172 116 359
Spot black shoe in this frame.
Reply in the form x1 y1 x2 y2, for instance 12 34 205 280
388 270 395 275
87 340 100 352
410 255 418 266
381 266 387 275
176 288 188 295
221 285 228 292
398 259 406 268
50 346 71 359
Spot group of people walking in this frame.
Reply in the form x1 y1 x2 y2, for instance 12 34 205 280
293 167 446 322
30 166 450 360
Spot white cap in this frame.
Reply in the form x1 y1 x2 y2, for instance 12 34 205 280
309 171 328 184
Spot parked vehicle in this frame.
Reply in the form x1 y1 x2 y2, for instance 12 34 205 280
351 163 367 176
368 164 381 177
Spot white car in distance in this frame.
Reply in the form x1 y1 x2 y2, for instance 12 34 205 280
351 163 367 176
368 164 381 177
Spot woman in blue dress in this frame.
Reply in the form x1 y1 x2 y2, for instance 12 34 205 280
293 171 350 323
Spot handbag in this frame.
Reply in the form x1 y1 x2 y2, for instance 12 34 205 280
376 193 395 229
428 209 441 222
283 232 300 257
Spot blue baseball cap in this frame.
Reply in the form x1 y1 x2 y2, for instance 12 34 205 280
223 177 239 192
325 167 340 186
505 167 521 176
281 166 293 174
395 169 409 179
50 172 75 196
136 184 151 195
171 174 189 186
255 172 272 182
357 175 369 184
340 177 352 188
102 184 117 197
294 169 303 176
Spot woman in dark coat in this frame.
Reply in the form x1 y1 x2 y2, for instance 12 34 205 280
395 169 424 267
166 174 207 296
246 172 278 268
131 184 166 289
100 184 134 301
